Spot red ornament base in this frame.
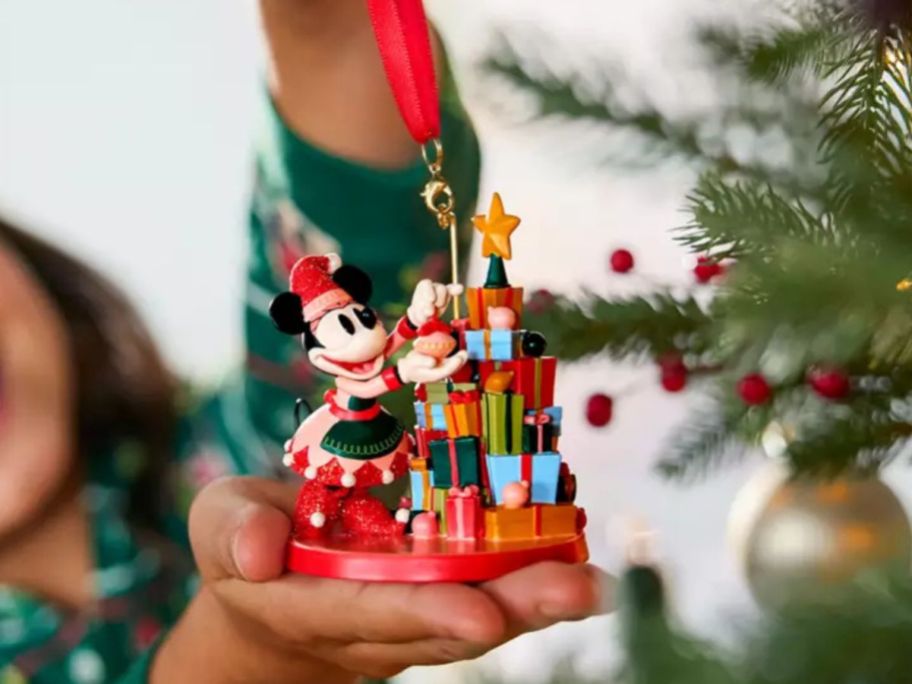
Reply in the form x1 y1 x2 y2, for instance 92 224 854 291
286 532 589 583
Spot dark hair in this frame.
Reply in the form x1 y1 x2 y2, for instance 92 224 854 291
0 215 178 526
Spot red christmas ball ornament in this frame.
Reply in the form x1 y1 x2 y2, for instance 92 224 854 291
586 393 614 427
807 367 851 400
694 256 724 284
609 248 635 274
658 351 685 373
661 366 688 393
737 373 772 405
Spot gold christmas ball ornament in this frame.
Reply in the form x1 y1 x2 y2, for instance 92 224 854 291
729 463 912 611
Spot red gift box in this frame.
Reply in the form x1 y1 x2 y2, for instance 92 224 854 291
465 287 524 330
478 357 557 410
451 361 476 384
415 427 448 459
445 485 484 539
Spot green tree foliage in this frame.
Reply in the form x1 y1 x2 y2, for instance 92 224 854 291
499 4 912 478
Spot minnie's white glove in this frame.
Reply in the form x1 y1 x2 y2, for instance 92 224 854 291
407 280 464 328
397 349 468 385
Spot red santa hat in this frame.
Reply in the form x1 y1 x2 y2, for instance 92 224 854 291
289 253 352 323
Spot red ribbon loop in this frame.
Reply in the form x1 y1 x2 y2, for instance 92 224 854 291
367 0 441 144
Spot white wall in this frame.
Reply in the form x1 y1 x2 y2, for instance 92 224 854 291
5 1 911 682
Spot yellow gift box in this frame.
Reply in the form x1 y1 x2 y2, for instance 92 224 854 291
483 504 580 541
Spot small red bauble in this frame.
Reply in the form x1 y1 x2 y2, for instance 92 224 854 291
661 367 688 393
527 288 556 315
658 352 685 373
609 248 635 274
585 393 614 427
807 367 850 400
694 256 724 284
737 373 772 405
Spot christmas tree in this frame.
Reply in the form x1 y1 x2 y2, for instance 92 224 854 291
486 0 912 681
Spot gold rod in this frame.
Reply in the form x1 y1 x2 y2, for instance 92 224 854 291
449 214 461 318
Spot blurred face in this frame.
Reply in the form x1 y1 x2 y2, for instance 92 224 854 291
0 242 73 540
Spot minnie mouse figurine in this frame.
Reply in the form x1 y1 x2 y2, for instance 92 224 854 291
270 254 467 539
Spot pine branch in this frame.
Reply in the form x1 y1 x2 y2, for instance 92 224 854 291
819 27 912 230
714 240 912 375
657 399 753 480
485 55 731 167
678 174 835 259
785 406 912 475
699 22 839 85
525 292 712 363
485 51 821 183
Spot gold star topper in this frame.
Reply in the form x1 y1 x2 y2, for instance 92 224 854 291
472 192 521 260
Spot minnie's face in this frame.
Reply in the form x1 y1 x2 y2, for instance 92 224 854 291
308 303 388 380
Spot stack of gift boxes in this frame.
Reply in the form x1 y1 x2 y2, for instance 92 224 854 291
409 274 583 542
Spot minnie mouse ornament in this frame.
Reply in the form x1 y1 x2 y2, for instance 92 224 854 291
265 0 587 583
270 254 466 540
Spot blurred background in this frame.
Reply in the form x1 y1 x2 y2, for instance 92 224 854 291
5 0 912 681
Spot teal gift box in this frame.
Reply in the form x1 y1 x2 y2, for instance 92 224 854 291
465 329 521 361
486 452 561 505
429 437 482 488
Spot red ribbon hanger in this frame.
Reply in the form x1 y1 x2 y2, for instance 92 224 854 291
366 0 440 145
367 0 461 316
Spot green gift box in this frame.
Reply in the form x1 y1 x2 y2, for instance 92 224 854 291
429 437 482 488
482 393 524 455
425 381 451 405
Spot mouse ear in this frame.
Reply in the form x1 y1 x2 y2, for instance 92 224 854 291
333 264 373 304
269 292 307 335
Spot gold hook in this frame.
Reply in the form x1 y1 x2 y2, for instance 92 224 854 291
420 138 461 318
421 138 445 177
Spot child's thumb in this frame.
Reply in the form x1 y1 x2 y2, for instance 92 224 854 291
189 476 297 583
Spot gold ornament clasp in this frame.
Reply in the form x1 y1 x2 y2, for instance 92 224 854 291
421 138 460 317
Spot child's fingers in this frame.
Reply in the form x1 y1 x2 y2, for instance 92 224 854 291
327 637 492 680
480 562 612 638
189 476 296 583
217 574 507 648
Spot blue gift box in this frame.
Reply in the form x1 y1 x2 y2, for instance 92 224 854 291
410 469 436 511
465 329 521 361
486 452 561 505
414 401 448 430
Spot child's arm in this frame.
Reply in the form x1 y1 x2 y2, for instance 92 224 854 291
261 0 427 168
149 477 608 683
243 0 481 454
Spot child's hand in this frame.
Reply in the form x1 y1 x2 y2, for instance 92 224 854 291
407 280 463 328
152 476 610 683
